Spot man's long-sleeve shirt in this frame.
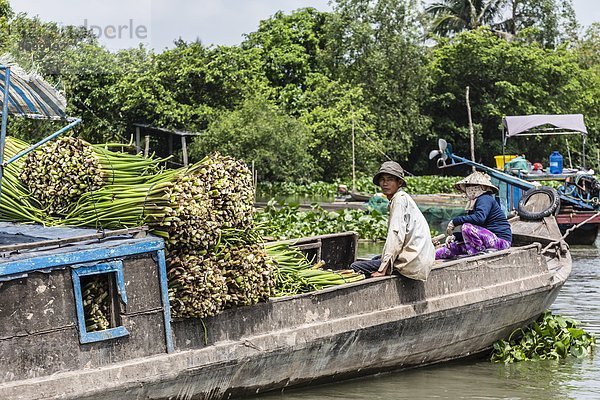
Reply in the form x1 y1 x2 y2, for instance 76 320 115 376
379 190 435 281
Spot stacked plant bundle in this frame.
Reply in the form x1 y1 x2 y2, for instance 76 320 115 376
20 136 166 216
58 169 221 252
81 276 111 332
219 243 275 307
265 242 365 297
167 250 229 318
167 237 275 316
12 138 343 317
0 137 47 223
49 151 272 317
192 154 255 229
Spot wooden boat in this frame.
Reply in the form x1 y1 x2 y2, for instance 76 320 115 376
349 189 372 202
0 217 570 400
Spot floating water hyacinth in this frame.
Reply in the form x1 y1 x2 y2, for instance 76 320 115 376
491 310 596 363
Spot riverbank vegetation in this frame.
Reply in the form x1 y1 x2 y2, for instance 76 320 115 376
0 0 597 183
255 200 389 241
257 175 462 198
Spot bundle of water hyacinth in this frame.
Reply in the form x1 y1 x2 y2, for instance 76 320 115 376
5 136 358 320
167 242 275 318
265 242 365 297
52 153 255 254
0 137 47 223
81 276 111 332
19 141 268 317
20 137 167 216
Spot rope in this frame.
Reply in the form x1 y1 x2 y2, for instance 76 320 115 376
94 145 116 185
84 174 104 234
354 123 392 161
542 211 600 253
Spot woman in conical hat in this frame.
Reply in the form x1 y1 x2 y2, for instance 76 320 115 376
436 171 512 259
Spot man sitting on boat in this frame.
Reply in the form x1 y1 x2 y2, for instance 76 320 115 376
436 171 512 259
350 161 435 280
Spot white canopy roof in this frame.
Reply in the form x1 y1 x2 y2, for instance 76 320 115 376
503 114 588 137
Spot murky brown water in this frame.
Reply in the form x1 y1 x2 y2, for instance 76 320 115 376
257 240 600 400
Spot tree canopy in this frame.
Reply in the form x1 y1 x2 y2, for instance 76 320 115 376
0 0 597 180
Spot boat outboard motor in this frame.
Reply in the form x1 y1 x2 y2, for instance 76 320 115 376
560 174 600 205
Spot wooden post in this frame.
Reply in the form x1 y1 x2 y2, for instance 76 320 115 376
252 160 256 201
351 118 356 192
181 136 188 167
144 135 150 158
466 86 475 172
135 126 141 153
565 138 573 169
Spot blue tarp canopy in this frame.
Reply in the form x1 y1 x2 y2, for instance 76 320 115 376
0 60 67 120
0 60 80 170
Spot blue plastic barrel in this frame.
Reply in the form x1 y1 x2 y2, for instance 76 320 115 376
549 151 563 174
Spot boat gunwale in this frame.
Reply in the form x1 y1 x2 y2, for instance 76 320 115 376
0 271 565 400
268 243 547 303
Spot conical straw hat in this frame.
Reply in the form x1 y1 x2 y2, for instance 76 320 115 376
454 171 498 194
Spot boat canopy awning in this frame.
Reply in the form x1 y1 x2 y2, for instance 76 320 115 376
0 60 68 120
503 114 588 137
0 60 81 173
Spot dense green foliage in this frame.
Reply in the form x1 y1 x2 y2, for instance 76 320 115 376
423 28 599 173
0 0 598 180
190 95 317 182
257 175 461 198
491 311 596 363
255 201 389 241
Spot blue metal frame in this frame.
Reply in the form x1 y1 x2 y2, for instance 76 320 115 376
157 249 174 353
71 261 129 344
0 239 162 276
0 66 11 198
440 148 595 211
4 118 82 165
0 64 82 201
0 237 174 353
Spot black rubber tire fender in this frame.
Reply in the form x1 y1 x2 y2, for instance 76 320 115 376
517 186 561 220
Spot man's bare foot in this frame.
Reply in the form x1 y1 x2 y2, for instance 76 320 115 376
371 271 386 278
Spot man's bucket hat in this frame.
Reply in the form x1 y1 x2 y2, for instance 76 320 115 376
454 171 499 194
373 161 406 187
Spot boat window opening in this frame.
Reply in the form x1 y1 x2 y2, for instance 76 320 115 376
71 261 130 344
80 273 120 332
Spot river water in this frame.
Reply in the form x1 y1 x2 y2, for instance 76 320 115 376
257 240 600 400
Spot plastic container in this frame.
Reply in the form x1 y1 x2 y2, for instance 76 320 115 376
494 155 518 169
503 156 529 172
548 151 563 174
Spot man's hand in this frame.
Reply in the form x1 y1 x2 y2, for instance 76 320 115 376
373 261 389 277
446 221 455 236
445 235 455 247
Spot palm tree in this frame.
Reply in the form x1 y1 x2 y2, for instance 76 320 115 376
425 0 508 36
